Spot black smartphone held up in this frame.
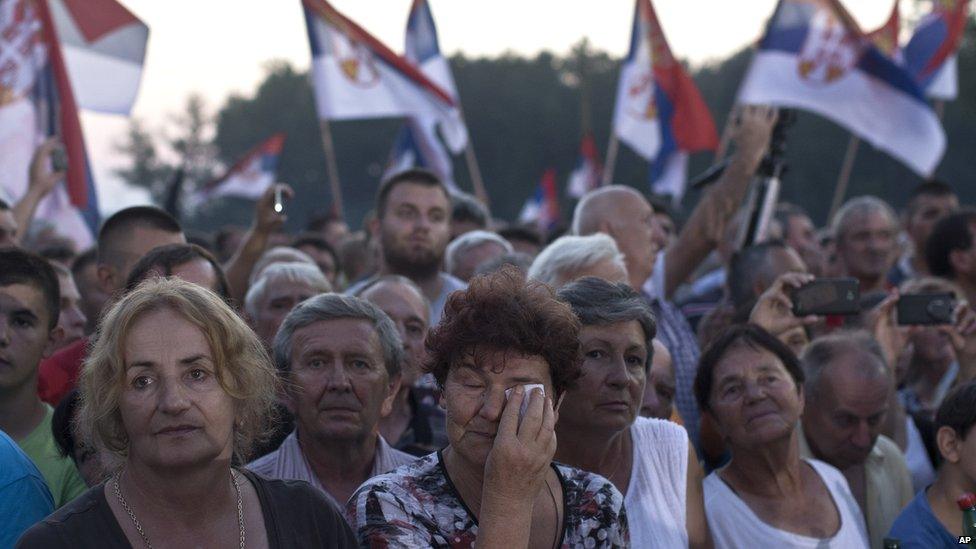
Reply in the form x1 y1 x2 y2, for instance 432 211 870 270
791 278 861 316
897 293 956 326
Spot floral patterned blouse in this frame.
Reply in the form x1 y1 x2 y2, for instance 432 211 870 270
346 451 628 548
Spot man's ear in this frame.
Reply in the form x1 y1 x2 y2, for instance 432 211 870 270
96 263 117 296
44 325 64 358
368 216 381 241
380 373 403 419
936 425 961 464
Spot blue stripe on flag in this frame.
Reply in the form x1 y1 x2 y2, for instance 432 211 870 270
649 83 677 183
856 47 928 103
407 1 441 63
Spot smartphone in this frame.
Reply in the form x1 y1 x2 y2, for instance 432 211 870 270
51 145 68 172
791 278 860 316
273 186 284 213
897 293 955 325
504 384 544 426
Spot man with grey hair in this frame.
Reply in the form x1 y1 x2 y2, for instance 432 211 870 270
444 230 513 282
527 234 628 288
356 275 448 455
571 105 778 450
244 262 332 348
248 293 414 506
799 331 913 549
831 195 899 295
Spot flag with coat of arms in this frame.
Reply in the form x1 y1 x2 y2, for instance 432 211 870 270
0 0 148 248
302 0 465 151
737 0 946 177
904 0 970 100
193 133 285 203
611 0 718 203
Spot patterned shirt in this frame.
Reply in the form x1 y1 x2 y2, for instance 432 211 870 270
248 431 415 508
643 255 703 452
346 451 628 548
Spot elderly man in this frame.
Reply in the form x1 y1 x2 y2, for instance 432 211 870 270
799 331 913 549
774 202 824 276
445 230 513 282
527 233 628 288
572 105 777 449
640 339 676 421
831 196 899 296
244 262 332 349
357 275 448 455
348 169 466 325
889 180 958 285
248 293 414 506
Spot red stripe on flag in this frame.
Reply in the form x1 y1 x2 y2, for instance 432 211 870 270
36 0 89 209
302 0 455 107
60 0 141 43
922 0 970 76
203 132 286 192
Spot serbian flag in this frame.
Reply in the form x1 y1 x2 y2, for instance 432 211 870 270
194 133 285 202
738 0 945 177
384 120 458 193
904 0 970 100
519 168 560 233
611 0 718 202
0 0 147 249
302 0 465 150
405 0 467 154
567 133 602 198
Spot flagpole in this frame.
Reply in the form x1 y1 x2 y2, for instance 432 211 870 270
935 100 945 121
318 119 345 220
602 133 620 187
828 134 860 221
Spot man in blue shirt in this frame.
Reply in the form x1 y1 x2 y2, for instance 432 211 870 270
889 381 976 547
0 429 54 547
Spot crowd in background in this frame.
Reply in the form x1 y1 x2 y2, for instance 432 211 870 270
1 105 975 548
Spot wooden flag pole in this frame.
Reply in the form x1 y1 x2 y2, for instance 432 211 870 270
458 109 489 208
318 119 345 220
601 133 620 187
828 134 861 221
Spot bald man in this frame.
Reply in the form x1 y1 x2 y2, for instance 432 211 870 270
571 105 778 450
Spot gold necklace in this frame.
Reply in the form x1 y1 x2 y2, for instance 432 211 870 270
112 469 246 549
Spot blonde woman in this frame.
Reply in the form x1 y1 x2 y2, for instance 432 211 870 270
18 278 355 548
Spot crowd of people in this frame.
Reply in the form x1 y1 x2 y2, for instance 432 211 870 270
1 105 975 548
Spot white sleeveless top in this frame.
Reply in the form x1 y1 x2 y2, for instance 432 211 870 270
625 417 689 549
703 458 869 549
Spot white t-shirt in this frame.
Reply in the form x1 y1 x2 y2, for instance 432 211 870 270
703 458 869 549
625 417 690 548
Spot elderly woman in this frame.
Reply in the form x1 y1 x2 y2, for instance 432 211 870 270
554 277 709 548
694 324 869 548
17 278 355 547
347 266 628 547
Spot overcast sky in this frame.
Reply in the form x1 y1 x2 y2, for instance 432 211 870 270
86 0 905 212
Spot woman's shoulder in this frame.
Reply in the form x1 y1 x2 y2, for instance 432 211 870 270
347 452 443 506
242 470 357 547
16 485 121 548
631 416 688 445
554 463 625 509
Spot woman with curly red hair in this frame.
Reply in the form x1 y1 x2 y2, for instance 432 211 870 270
346 266 629 547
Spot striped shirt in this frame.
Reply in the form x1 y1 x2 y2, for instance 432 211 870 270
643 254 703 452
248 431 416 508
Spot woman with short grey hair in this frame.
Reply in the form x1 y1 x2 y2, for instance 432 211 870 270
555 276 711 549
528 233 628 288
